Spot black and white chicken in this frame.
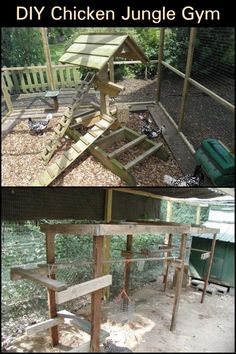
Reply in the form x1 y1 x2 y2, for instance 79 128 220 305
139 114 165 139
28 113 53 134
164 165 204 187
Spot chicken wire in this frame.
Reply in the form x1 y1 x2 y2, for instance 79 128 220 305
160 27 234 151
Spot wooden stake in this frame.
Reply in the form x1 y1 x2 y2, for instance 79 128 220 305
123 235 133 306
99 65 110 115
156 28 165 102
40 28 55 90
103 189 113 301
90 235 104 352
170 233 187 331
178 28 197 130
45 231 59 346
201 233 217 304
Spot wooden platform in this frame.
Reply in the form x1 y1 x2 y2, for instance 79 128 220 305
149 104 196 175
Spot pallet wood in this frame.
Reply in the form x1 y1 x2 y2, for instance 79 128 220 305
56 275 112 304
26 317 64 335
10 267 67 291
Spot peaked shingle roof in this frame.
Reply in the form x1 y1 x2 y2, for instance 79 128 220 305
59 33 148 70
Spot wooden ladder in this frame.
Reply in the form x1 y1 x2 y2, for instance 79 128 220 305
41 72 96 165
32 114 116 186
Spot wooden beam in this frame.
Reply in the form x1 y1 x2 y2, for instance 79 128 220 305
26 317 64 336
163 200 173 290
109 56 115 82
10 267 67 291
45 231 59 347
195 206 201 225
90 235 104 352
56 275 112 304
201 233 217 304
178 28 197 130
156 28 165 102
170 233 188 331
163 234 172 292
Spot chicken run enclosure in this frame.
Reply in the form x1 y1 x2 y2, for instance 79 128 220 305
2 187 228 353
1 28 235 187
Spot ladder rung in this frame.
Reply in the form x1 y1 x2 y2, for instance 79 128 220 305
72 144 82 154
102 115 113 123
108 135 147 159
95 123 105 130
88 130 98 138
80 136 90 145
46 166 56 178
124 143 162 171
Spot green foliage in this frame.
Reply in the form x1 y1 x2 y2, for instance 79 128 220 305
1 28 44 67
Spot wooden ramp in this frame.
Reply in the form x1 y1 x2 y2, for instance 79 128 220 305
149 104 196 175
32 114 116 186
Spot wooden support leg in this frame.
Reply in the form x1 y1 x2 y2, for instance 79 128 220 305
45 232 59 346
170 233 187 331
163 234 172 292
123 235 133 308
201 233 217 304
90 235 104 353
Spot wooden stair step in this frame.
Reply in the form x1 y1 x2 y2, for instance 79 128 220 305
124 143 163 171
71 144 82 154
88 130 99 138
63 148 78 161
37 171 52 186
95 122 106 130
108 135 147 159
46 165 57 178
102 114 114 123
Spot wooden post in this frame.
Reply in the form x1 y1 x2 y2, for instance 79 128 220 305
170 233 187 331
40 28 55 90
156 27 165 102
162 200 173 289
90 235 104 352
103 189 113 300
201 233 217 304
108 56 115 82
45 231 59 346
195 205 201 225
178 28 197 131
99 65 110 115
163 234 172 291
123 235 133 307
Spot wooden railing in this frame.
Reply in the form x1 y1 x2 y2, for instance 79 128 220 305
1 64 82 94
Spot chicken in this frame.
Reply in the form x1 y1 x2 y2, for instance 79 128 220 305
140 116 165 139
28 113 53 134
164 165 204 187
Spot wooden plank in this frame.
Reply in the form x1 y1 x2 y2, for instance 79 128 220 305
31 65 40 91
96 127 125 148
38 65 47 90
26 317 64 335
108 135 147 158
25 69 34 93
41 28 56 90
103 189 113 300
57 310 109 340
2 69 14 93
67 43 119 57
124 143 163 170
56 275 112 304
59 52 109 70
156 28 165 102
74 34 127 45
90 235 104 352
10 267 67 291
11 71 21 93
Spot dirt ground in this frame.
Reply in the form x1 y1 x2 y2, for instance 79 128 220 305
3 281 234 353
